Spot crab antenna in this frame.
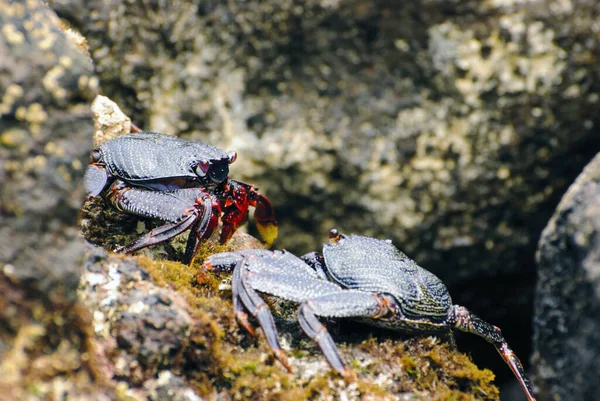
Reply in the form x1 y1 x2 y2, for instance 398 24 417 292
451 305 536 401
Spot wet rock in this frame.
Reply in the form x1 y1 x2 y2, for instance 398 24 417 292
91 94 136 146
532 152 600 401
0 1 107 398
78 247 196 385
82 244 503 400
145 371 204 401
0 0 97 294
45 0 600 387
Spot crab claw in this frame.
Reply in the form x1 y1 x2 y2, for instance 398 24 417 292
252 194 278 246
220 181 250 244
220 180 278 246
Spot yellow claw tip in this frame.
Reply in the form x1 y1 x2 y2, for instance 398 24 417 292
257 223 278 247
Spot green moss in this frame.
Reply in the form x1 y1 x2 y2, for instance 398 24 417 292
356 337 499 400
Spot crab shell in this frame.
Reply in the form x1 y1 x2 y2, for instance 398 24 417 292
85 132 236 196
322 233 453 330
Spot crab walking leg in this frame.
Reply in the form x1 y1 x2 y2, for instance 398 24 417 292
451 305 537 401
297 292 389 377
117 213 199 254
231 258 256 336
243 268 386 376
84 164 108 197
234 260 292 372
107 182 215 259
206 250 323 279
203 249 277 272
182 196 220 265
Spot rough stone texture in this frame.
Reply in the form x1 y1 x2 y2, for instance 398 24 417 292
0 1 108 399
78 246 206 399
91 94 136 146
0 0 97 293
532 152 600 401
78 243 503 401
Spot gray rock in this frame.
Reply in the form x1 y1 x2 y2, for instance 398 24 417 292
532 152 600 401
79 247 195 385
0 0 97 295
0 1 111 399
46 0 600 390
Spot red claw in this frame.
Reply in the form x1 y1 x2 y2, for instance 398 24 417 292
219 180 278 246
220 181 249 243
251 193 278 246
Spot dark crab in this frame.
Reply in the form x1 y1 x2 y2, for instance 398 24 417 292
84 132 277 263
204 229 536 401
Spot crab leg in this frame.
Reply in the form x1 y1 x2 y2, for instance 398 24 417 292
231 260 256 336
227 252 391 377
84 164 109 197
107 182 215 262
451 305 536 401
116 214 198 254
182 196 220 265
234 259 292 372
116 195 214 256
296 292 390 377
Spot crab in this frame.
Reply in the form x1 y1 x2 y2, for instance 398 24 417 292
84 132 277 263
203 229 536 401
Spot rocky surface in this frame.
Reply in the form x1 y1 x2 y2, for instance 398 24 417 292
3 0 600 399
0 2 509 399
532 152 600 401
0 0 105 399
78 241 502 401
0 0 97 292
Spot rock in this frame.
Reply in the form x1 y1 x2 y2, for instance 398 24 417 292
0 0 97 293
0 1 109 399
91 94 136 145
77 95 507 399
80 243 503 400
532 152 600 401
78 246 213 396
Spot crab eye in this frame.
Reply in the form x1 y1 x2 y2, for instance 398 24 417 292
195 160 211 177
90 149 102 163
227 150 237 164
328 229 341 243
